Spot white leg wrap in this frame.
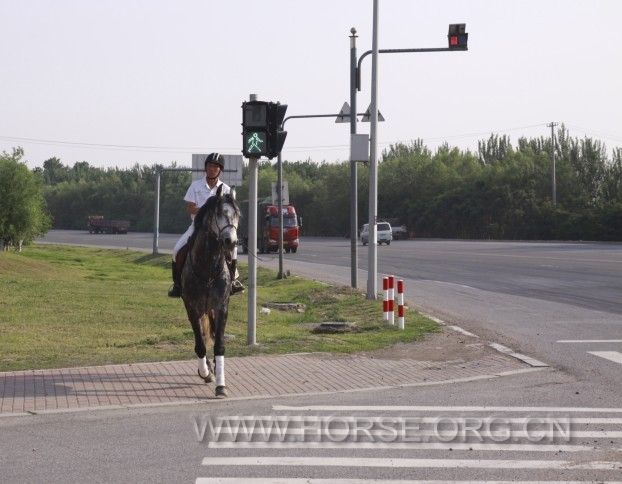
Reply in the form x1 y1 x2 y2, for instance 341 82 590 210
215 355 225 387
198 356 209 378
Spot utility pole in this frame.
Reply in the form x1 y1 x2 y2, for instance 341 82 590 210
367 0 380 300
548 122 558 206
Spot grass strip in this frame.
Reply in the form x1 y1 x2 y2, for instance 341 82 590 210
0 245 438 371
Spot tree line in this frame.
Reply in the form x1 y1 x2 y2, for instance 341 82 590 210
2 125 621 245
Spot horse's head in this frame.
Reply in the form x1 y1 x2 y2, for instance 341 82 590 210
195 185 240 250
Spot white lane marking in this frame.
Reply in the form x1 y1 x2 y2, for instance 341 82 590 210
447 325 479 338
201 456 620 469
273 405 622 413
488 343 548 367
197 480 622 484
588 351 622 365
203 415 622 425
206 442 601 452
557 340 622 343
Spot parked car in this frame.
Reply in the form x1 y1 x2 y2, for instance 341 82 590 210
392 224 409 240
360 222 392 245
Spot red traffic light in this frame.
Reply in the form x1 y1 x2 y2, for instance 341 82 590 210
448 23 468 50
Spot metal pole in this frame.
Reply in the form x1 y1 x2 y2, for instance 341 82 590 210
349 27 358 289
247 94 258 346
277 149 284 279
152 169 160 255
367 0 379 300
548 121 558 206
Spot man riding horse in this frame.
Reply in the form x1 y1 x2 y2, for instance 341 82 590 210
168 153 244 297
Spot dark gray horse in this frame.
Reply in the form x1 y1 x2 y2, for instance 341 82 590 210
181 185 240 397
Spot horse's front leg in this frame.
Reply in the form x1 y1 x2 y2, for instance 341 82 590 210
212 305 229 397
185 304 213 383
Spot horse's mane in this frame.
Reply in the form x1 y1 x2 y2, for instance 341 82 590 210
194 190 240 232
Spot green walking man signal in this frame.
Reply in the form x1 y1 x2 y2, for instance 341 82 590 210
241 100 288 159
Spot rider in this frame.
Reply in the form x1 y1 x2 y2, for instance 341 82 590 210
168 153 244 298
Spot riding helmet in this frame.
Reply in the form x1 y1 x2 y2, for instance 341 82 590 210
205 153 225 170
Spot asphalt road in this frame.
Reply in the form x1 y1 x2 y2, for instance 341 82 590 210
10 231 620 482
2 370 621 483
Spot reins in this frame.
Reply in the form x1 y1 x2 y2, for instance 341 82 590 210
187 201 237 287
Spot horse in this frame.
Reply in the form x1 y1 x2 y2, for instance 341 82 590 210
180 184 240 398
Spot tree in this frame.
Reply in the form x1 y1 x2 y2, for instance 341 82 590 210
0 148 52 250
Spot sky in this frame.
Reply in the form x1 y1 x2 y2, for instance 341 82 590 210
1 0 621 169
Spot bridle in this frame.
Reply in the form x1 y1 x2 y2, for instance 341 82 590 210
188 198 238 285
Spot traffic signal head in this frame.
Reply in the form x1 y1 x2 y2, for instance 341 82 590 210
241 100 287 159
448 23 468 50
242 101 270 158
267 102 288 159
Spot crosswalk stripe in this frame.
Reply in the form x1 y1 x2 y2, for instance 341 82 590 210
196 480 622 484
273 405 622 413
205 428 622 438
588 351 622 365
202 415 622 424
200 456 620 470
557 339 622 343
206 441 600 452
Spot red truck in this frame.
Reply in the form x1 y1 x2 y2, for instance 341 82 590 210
87 216 130 234
239 202 300 254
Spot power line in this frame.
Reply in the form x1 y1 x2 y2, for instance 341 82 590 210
6 122 614 156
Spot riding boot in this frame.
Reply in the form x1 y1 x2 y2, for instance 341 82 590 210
167 261 182 298
229 259 245 295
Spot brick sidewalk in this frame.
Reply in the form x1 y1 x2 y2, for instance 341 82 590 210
0 351 533 415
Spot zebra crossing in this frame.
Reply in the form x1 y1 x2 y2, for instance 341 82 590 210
195 405 622 483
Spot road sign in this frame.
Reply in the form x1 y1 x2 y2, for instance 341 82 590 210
192 154 243 187
335 102 352 123
271 181 289 205
350 134 369 162
361 104 385 122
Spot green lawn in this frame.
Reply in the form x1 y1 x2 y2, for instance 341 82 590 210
0 244 438 371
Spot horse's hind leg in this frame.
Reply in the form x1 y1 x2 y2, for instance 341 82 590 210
211 307 228 397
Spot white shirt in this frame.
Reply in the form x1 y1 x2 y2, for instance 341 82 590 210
184 178 231 219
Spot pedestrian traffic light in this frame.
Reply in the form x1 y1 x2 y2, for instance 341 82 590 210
448 23 468 50
242 101 270 158
266 102 287 159
241 100 288 159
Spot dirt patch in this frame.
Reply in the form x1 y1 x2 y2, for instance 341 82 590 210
359 327 497 362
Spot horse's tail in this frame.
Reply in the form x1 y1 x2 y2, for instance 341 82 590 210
199 313 214 348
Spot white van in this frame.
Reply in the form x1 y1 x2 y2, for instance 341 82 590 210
360 222 393 246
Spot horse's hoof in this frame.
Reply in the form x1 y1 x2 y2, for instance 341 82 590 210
197 369 214 383
215 385 228 398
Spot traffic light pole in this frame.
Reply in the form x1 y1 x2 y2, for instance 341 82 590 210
350 28 358 289
276 111 367 283
351 22 468 299
247 94 259 346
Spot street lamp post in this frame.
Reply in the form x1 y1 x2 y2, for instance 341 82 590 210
352 21 468 299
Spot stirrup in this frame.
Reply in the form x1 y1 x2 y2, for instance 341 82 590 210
231 279 245 295
168 284 182 298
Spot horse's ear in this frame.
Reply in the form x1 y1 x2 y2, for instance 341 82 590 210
216 184 223 198
230 186 237 200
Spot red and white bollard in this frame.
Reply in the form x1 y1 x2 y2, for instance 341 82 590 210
382 277 389 321
388 275 395 325
397 279 405 329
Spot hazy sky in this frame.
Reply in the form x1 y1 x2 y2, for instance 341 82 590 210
1 0 621 169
